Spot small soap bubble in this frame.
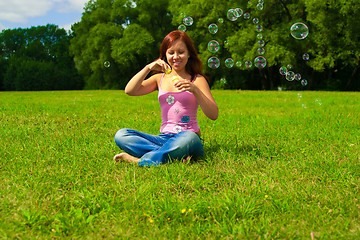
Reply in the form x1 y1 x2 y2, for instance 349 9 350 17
244 13 251 20
254 56 267 69
104 61 111 68
218 18 224 24
208 23 218 34
258 0 264 4
258 40 265 47
224 40 229 47
236 61 242 67
279 66 287 75
253 18 259 24
183 16 194 26
257 48 265 55
294 73 301 81
287 64 293 70
225 58 234 68
207 40 220 53
256 25 263 32
257 33 263 39
227 9 238 21
245 61 253 68
257 3 264 10
303 53 310 61
286 71 295 81
290 22 309 40
178 24 187 32
301 79 308 86
208 57 220 69
220 77 227 84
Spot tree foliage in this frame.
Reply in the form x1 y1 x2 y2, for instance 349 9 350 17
1 0 359 91
0 24 83 91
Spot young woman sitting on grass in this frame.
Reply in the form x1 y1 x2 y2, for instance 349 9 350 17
114 30 218 166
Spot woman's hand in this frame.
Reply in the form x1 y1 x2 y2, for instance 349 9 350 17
147 59 171 73
173 79 197 93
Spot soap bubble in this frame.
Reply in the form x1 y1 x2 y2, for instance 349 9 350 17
253 18 259 24
254 56 267 69
258 40 265 47
208 57 220 69
218 18 224 24
183 16 194 26
257 48 265 55
235 8 243 17
178 24 187 32
227 9 238 21
301 79 308 86
290 22 309 40
294 73 302 81
303 53 310 61
286 71 295 81
257 33 263 39
236 61 242 67
225 58 234 68
256 25 263 32
220 78 227 84
257 3 264 11
244 13 251 20
207 40 220 53
279 66 287 75
104 61 111 68
287 64 293 70
245 61 253 68
208 23 218 34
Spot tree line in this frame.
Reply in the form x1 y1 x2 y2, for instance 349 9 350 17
1 0 359 91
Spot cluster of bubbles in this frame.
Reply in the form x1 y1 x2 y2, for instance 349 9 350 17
205 0 267 71
278 22 310 86
178 15 194 32
279 65 308 86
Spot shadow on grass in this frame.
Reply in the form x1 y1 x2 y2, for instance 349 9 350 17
192 137 261 165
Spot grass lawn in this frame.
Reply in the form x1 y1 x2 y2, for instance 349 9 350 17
0 90 359 239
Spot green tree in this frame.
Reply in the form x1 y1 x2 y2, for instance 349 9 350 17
70 0 174 89
1 25 83 91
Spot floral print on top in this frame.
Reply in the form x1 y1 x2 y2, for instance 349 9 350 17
158 74 200 134
166 95 175 105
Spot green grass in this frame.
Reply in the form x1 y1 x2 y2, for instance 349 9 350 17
1 90 359 239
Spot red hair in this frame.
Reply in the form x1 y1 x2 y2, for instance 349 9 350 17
159 30 205 80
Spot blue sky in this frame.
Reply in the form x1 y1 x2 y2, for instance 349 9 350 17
0 0 88 32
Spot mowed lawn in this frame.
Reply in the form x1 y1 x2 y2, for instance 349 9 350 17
0 90 359 239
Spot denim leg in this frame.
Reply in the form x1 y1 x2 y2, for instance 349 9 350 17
114 129 169 158
139 131 204 167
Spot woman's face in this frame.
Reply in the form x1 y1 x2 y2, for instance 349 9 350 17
166 39 190 72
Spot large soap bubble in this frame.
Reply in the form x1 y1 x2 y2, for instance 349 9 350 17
290 22 309 40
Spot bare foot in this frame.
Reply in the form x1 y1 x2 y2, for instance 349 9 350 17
182 155 192 164
113 153 140 164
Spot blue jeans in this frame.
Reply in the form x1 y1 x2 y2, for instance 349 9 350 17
114 129 204 166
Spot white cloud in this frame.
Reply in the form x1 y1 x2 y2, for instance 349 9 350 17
0 0 88 23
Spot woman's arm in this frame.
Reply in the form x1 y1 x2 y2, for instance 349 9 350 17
174 76 218 120
125 59 170 96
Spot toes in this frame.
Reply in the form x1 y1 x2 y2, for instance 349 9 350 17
113 154 123 162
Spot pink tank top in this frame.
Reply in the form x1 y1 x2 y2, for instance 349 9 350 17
158 73 200 134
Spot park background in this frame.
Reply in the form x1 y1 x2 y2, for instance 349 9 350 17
1 0 359 91
1 0 360 239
